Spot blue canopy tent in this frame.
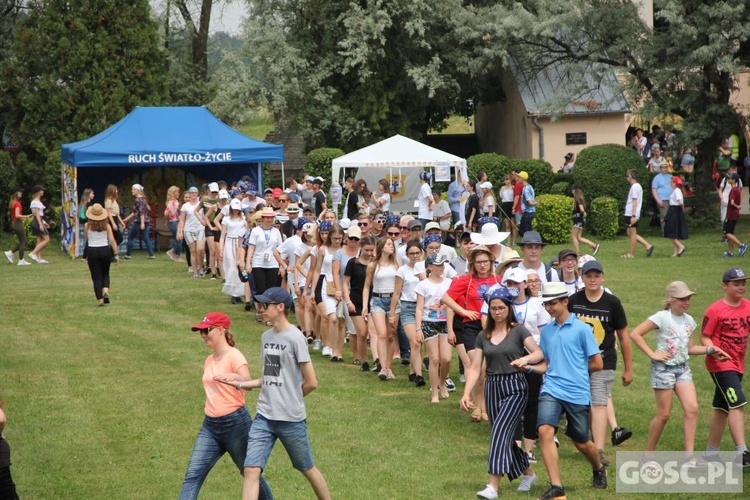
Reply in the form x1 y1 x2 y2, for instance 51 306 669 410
60 106 283 257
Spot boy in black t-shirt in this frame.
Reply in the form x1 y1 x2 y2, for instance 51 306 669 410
568 261 633 467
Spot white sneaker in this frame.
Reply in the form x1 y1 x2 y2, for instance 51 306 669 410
17 259 31 266
476 484 498 499
322 346 333 357
28 252 40 263
554 436 560 448
517 471 537 492
37 259 49 264
4 250 14 264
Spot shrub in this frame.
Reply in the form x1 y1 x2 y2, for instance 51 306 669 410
466 153 512 188
534 194 572 244
549 182 572 196
0 151 18 231
588 196 620 239
509 158 555 194
305 147 345 180
573 144 648 205
554 172 575 184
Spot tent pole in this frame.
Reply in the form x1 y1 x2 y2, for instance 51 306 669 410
281 161 286 187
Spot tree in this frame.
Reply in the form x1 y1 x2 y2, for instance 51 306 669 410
0 0 168 196
470 0 750 216
219 0 503 150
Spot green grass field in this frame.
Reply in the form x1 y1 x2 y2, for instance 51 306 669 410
1 224 749 499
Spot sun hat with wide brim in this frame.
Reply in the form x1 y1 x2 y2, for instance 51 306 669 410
260 207 276 217
495 249 523 273
541 282 569 302
470 223 510 246
85 203 109 221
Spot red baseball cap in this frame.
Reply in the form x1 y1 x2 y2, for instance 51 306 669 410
191 312 231 331
272 187 283 198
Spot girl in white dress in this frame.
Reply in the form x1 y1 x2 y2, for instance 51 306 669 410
220 199 247 302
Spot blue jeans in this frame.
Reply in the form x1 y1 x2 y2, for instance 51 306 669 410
397 318 410 359
168 220 181 256
126 222 154 257
520 212 535 236
244 414 314 472
179 407 273 500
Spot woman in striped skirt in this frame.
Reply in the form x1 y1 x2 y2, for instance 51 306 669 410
460 287 540 499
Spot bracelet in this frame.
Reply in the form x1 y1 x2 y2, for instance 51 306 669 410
237 381 242 390
707 345 713 355
526 366 533 373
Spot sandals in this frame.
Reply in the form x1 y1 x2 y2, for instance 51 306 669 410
620 254 634 258
471 408 483 422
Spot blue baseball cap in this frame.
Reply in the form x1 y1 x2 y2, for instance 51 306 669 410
254 287 293 308
723 268 746 282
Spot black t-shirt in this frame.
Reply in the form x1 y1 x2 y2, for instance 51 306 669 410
344 258 368 306
567 291 627 370
312 191 326 217
466 194 480 223
346 191 359 220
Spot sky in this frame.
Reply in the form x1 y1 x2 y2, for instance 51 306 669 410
149 0 247 36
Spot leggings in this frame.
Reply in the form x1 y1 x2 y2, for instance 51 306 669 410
87 246 113 300
10 220 26 259
252 267 280 299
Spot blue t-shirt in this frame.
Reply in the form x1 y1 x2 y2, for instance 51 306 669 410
539 313 601 405
522 184 536 213
651 173 672 201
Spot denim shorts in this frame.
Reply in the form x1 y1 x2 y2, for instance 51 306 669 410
589 369 615 406
369 294 400 315
651 361 692 390
399 301 417 325
536 392 590 444
244 414 314 472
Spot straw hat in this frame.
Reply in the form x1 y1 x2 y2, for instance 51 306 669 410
85 203 108 221
260 207 276 217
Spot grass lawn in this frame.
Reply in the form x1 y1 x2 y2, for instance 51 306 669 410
1 223 749 499
236 114 275 141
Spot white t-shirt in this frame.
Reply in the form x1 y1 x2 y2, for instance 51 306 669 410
30 199 45 217
414 260 457 280
372 263 398 293
482 195 496 216
247 226 283 268
277 234 301 265
669 188 683 206
320 246 336 281
379 192 391 213
181 201 204 232
222 216 246 239
500 186 514 203
294 244 312 287
395 263 421 302
433 200 451 231
418 183 433 220
648 310 697 366
624 182 643 218
415 277 452 322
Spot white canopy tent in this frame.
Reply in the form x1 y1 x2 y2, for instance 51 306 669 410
331 134 468 215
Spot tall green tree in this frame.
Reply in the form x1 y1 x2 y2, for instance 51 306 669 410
0 0 168 180
471 0 750 215
219 0 502 150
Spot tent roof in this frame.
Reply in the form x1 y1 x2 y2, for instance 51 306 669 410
61 106 283 167
331 134 467 170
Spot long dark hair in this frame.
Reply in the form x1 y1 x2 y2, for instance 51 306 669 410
483 297 517 340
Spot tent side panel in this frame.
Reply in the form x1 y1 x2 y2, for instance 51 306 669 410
61 163 77 258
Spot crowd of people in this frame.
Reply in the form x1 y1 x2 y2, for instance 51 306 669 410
3 169 750 500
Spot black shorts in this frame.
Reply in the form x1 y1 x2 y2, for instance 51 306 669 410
456 319 482 351
349 298 363 317
723 219 738 235
205 227 215 237
214 231 222 243
500 202 514 220
710 371 746 412
622 215 638 228
314 277 324 305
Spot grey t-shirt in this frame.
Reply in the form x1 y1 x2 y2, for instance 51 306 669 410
256 324 311 422
475 324 531 375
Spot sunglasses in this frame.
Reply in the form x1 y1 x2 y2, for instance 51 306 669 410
349 237 360 241
387 231 400 236
198 326 220 335
258 302 279 310
358 222 369 227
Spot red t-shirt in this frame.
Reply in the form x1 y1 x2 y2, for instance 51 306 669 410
10 200 21 221
701 298 750 374
727 187 741 221
513 183 523 214
446 273 501 323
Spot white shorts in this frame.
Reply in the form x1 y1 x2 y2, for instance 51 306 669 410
184 230 205 245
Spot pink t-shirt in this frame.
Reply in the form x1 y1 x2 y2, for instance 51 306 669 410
702 298 750 374
202 347 248 417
